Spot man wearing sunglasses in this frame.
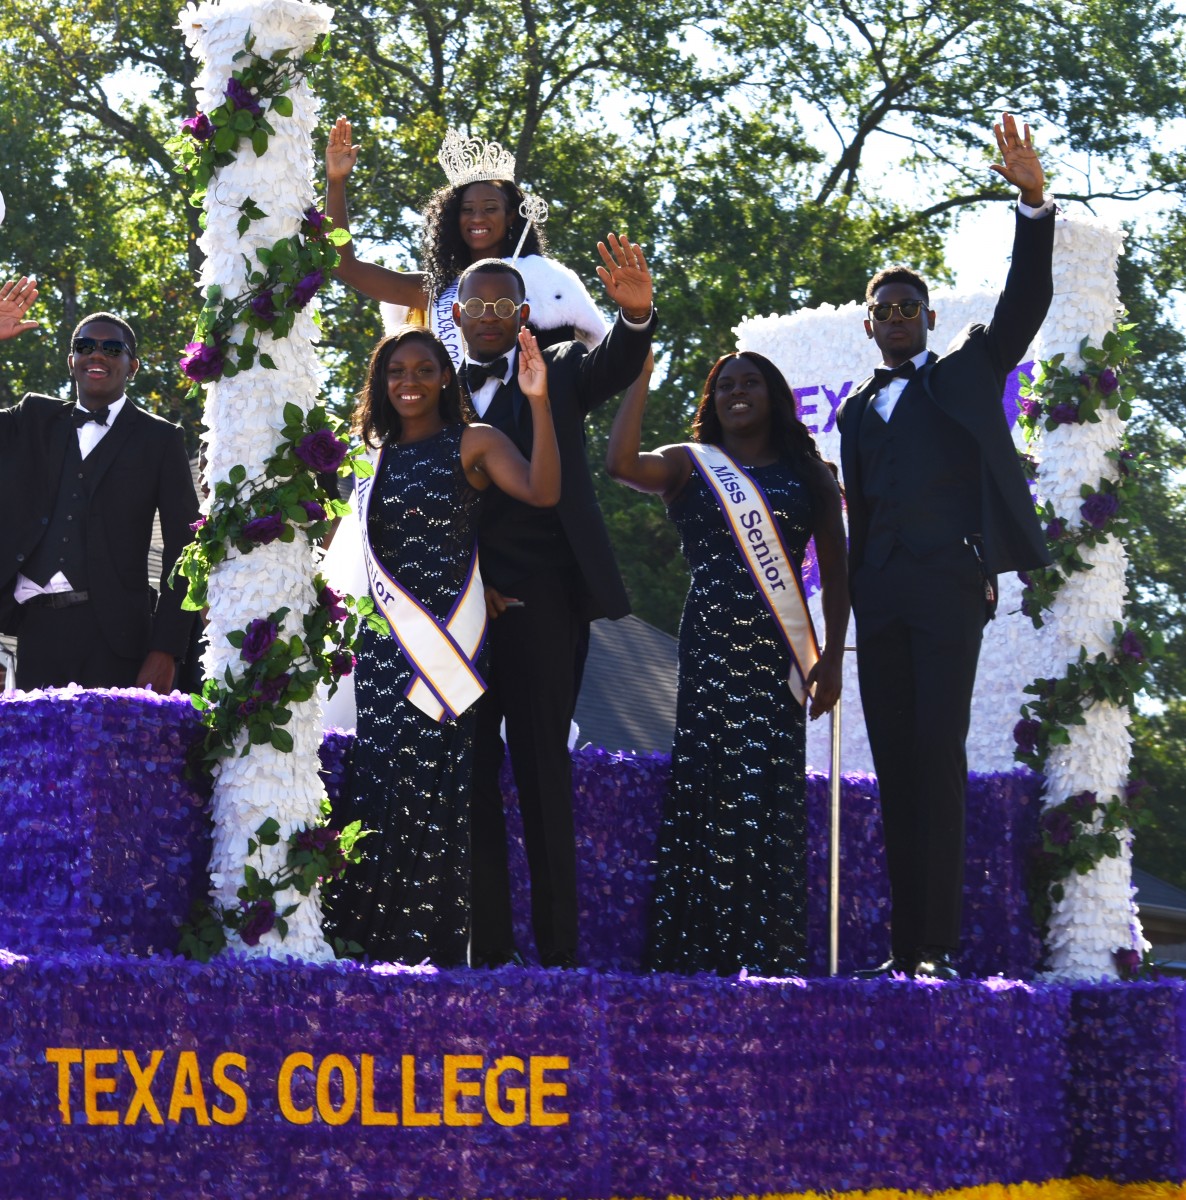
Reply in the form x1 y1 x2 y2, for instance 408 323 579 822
453 234 654 970
838 114 1054 981
0 288 199 693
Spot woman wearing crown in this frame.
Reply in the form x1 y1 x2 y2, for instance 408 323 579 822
325 118 607 367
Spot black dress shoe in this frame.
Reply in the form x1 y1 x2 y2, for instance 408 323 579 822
913 951 960 980
853 956 915 979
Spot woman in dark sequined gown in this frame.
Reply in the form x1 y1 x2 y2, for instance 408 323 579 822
606 352 849 976
323 323 559 966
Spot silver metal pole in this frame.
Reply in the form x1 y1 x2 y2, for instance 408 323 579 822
828 689 842 976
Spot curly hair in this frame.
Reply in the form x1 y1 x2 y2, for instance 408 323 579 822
691 351 836 503
421 179 547 305
352 326 465 449
865 265 930 305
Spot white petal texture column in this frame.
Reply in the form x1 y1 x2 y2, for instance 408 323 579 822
181 0 334 960
1031 216 1144 979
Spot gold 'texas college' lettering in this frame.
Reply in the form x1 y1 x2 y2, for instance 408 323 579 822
44 1049 569 1127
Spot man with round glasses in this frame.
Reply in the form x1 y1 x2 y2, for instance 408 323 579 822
452 234 654 969
0 287 199 692
838 113 1054 981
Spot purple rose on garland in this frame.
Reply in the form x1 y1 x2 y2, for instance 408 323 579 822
180 340 224 382
319 584 348 622
181 112 213 141
1020 398 1041 421
288 268 326 310
256 673 292 706
1119 628 1145 662
303 207 327 236
331 650 355 678
1125 777 1150 801
250 290 278 324
1051 402 1079 425
296 429 348 473
1097 367 1119 397
189 515 208 533
1118 449 1136 477
244 513 285 544
239 898 276 946
1041 808 1075 847
1113 947 1142 978
1045 517 1065 540
300 500 327 523
1013 717 1042 756
241 618 279 664
1081 491 1120 529
225 77 263 117
1067 789 1098 814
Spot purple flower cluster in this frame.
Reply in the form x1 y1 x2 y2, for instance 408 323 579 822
1097 367 1119 396
288 269 326 310
240 618 279 665
1119 628 1145 662
1041 807 1075 847
300 500 327 523
238 898 276 946
303 207 327 235
249 290 277 324
1050 402 1080 426
225 77 263 117
331 651 355 678
1045 517 1065 540
1113 946 1142 976
1013 718 1042 756
319 585 348 623
1080 490 1120 530
180 340 224 383
295 429 347 473
181 112 213 141
243 513 285 544
1019 398 1042 421
189 516 208 533
1125 777 1150 802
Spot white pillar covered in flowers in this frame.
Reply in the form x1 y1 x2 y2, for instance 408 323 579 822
1029 217 1145 978
181 0 335 960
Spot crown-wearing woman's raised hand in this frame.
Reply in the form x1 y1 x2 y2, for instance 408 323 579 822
991 112 1045 208
326 115 360 183
595 233 653 321
516 327 549 403
0 276 39 342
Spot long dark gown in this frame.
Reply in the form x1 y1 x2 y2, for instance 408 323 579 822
647 457 816 977
322 425 482 966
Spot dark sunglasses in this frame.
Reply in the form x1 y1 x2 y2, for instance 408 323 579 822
72 336 129 357
458 297 520 319
867 301 928 323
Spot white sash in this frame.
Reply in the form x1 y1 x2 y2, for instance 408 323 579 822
685 444 820 705
430 279 463 369
356 446 487 721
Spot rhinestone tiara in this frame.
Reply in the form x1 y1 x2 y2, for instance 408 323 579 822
438 129 517 188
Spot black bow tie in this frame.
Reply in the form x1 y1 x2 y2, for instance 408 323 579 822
464 357 509 391
872 361 916 388
73 405 110 427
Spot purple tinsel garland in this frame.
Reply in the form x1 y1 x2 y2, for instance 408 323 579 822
0 691 1181 1197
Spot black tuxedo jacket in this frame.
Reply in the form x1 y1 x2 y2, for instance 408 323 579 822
0 394 199 659
838 208 1055 577
477 311 655 620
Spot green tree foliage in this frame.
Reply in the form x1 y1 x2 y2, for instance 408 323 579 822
1 4 1185 857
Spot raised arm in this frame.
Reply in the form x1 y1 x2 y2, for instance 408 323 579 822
325 117 430 310
463 328 560 507
804 461 850 720
990 112 1045 208
605 352 690 502
0 277 39 341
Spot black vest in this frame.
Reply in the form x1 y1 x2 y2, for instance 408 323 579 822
858 382 982 569
476 383 574 587
24 434 90 588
